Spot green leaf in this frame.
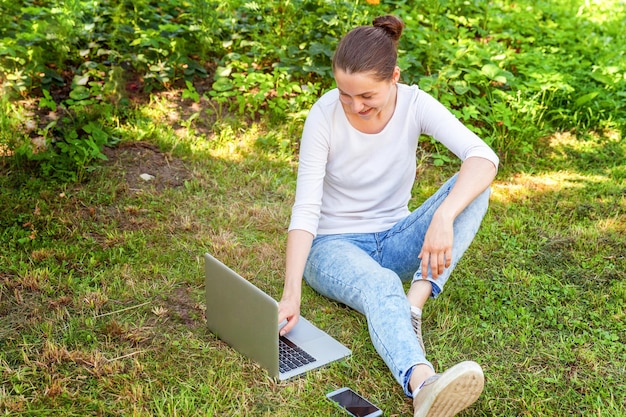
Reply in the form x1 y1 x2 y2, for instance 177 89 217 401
480 64 512 84
589 72 613 85
69 86 91 100
574 91 599 106
215 66 232 77
452 81 471 95
73 74 90 86
212 77 233 92
481 64 501 79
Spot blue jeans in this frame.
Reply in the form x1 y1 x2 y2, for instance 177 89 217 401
303 174 491 397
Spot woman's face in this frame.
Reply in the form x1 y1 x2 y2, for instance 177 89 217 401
334 67 400 121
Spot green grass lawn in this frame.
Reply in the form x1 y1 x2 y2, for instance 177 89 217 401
1 110 624 415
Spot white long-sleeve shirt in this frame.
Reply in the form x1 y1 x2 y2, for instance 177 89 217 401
288 83 499 237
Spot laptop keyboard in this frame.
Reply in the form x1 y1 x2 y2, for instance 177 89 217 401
279 336 316 373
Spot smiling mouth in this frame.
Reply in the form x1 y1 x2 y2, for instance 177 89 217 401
358 108 372 116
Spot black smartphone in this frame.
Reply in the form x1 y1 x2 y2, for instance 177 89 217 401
326 387 383 417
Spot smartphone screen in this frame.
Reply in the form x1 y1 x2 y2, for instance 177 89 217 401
327 388 381 417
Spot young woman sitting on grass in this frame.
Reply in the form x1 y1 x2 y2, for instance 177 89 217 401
278 15 499 417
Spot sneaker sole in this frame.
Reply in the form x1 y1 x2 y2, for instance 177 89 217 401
413 361 484 417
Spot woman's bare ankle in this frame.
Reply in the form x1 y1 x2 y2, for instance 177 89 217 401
407 280 432 308
409 364 436 394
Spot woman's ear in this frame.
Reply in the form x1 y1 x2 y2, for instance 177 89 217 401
393 66 401 83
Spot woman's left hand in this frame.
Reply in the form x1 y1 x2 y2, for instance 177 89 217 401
418 157 497 280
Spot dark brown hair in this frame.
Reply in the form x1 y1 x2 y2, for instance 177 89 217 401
332 15 405 81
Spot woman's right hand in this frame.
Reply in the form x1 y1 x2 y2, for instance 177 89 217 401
279 229 314 336
278 295 301 336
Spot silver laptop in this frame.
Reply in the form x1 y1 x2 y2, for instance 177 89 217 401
204 253 351 380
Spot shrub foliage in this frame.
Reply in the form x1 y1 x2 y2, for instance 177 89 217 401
0 0 624 179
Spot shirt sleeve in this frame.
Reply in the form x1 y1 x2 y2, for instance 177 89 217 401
287 102 330 236
415 90 500 169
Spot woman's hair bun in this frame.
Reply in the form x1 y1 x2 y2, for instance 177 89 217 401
372 15 404 43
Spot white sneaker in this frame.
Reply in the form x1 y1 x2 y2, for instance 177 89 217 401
413 361 484 417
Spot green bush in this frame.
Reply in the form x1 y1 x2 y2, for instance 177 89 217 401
389 0 626 160
0 0 223 180
0 0 624 180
